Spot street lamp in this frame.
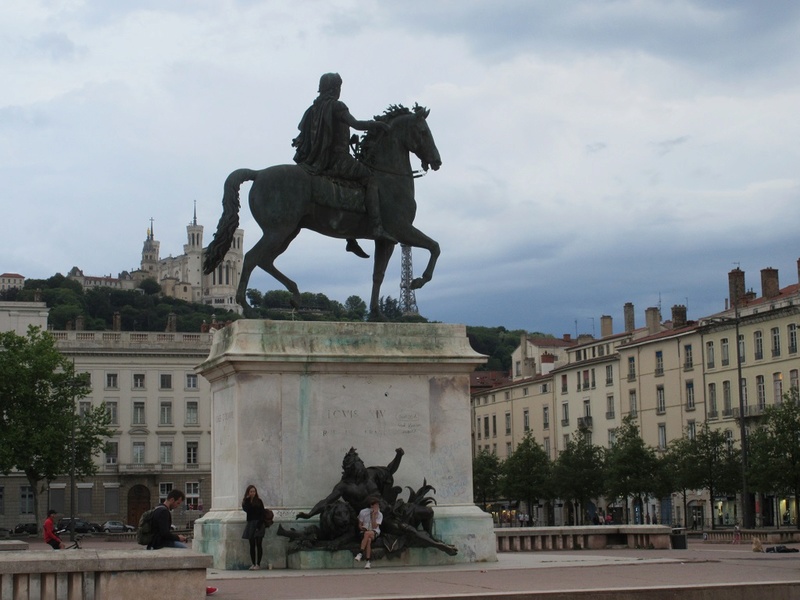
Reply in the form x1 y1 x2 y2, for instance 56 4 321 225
733 299 751 530
701 303 751 530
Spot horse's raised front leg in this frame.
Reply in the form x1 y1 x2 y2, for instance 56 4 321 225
369 240 396 320
395 227 440 290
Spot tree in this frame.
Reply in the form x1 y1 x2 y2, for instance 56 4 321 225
501 432 551 522
138 278 161 295
551 428 605 525
472 449 502 511
604 416 659 524
662 433 704 527
344 295 367 321
748 387 800 529
0 327 112 525
691 423 740 529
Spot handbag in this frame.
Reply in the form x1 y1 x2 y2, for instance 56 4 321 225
264 508 275 528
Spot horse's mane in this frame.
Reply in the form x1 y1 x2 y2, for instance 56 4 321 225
357 103 428 160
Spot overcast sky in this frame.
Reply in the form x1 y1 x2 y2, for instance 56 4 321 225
3 0 800 337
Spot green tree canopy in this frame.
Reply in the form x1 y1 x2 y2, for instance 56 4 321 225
690 423 741 529
604 416 659 523
748 387 800 529
662 432 704 527
551 429 605 525
472 449 502 511
500 432 552 518
0 327 112 524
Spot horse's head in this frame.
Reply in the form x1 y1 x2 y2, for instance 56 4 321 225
362 104 441 174
402 106 442 173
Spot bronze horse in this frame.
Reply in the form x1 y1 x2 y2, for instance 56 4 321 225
203 104 442 317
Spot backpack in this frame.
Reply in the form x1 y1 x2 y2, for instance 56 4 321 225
137 505 164 546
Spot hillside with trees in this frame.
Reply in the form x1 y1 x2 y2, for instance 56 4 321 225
3 274 528 369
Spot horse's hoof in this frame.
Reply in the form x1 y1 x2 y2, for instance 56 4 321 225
410 278 425 290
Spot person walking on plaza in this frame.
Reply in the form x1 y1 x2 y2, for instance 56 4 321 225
150 489 218 596
355 497 382 569
242 484 268 570
43 509 64 549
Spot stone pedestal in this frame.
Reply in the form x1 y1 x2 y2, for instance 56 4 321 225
192 320 496 569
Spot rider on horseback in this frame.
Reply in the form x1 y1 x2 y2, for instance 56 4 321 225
292 73 396 256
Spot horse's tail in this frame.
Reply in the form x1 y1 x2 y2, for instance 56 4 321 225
203 168 259 274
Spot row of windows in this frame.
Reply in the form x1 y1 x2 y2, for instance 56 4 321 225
706 325 798 368
82 399 201 427
105 440 200 467
102 372 199 391
478 370 796 442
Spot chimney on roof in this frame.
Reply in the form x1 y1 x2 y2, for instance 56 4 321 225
600 315 613 338
624 302 635 333
645 307 661 335
562 334 571 342
541 352 555 376
671 305 687 329
729 268 746 308
797 258 800 284
761 267 780 300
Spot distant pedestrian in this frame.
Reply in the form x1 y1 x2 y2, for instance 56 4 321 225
732 524 741 544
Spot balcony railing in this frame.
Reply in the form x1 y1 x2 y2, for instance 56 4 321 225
577 416 593 429
732 405 766 419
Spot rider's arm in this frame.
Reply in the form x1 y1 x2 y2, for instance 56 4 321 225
337 103 389 132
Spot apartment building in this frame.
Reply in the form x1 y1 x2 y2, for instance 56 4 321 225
0 302 214 531
472 260 800 528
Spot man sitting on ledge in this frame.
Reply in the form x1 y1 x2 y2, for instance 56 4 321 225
149 488 218 596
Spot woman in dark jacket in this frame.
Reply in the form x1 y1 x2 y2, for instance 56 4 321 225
242 484 267 569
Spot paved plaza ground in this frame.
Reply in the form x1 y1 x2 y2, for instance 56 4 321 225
17 535 800 599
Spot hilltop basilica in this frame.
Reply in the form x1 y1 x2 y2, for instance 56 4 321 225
68 206 244 314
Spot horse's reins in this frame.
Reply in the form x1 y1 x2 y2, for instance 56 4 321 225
362 161 428 178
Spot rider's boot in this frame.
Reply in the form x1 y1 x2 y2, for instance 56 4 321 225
366 180 397 243
346 238 370 259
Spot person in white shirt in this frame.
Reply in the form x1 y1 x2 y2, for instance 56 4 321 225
354 497 382 569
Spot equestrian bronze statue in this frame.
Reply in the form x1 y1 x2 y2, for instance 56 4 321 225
203 74 442 318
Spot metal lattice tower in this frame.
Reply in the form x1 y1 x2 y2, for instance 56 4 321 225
399 244 419 315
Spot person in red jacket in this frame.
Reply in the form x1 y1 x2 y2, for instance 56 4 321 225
43 509 64 549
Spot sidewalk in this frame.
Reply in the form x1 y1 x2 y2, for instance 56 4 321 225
18 536 800 600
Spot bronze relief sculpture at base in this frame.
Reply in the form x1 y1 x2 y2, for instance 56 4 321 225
278 447 458 558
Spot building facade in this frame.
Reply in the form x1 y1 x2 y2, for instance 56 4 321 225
0 303 215 531
0 273 24 292
472 260 800 529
